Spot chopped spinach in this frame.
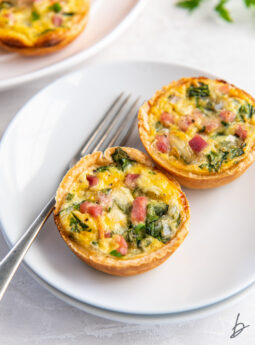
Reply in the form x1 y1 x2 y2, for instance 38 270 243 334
110 250 123 257
39 28 55 36
133 223 146 241
63 12 75 16
138 238 152 250
195 97 214 114
111 148 134 171
187 82 210 98
31 10 40 21
95 165 110 173
147 202 169 223
66 193 74 201
58 201 81 215
198 126 206 133
69 212 90 233
176 213 181 227
49 2 62 13
145 203 169 241
101 188 111 194
221 121 229 128
114 200 132 215
238 102 254 120
146 220 163 238
155 121 164 132
229 147 244 159
206 150 229 172
132 186 143 198
203 145 244 172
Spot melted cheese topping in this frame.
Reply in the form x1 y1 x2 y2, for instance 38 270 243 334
147 78 255 175
58 158 186 260
0 0 88 45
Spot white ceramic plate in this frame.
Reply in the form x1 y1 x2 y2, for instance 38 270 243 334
0 62 254 319
0 0 145 91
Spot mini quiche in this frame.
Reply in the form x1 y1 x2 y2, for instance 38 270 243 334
138 77 255 189
0 0 90 55
54 147 190 276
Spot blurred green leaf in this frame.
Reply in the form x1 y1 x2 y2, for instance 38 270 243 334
215 0 233 22
244 0 255 7
176 0 204 11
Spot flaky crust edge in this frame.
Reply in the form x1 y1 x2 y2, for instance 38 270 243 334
0 0 90 56
138 77 255 189
53 147 190 276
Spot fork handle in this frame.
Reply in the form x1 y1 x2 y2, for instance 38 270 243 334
0 196 55 301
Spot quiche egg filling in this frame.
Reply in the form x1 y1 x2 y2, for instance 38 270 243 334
147 78 255 175
0 0 88 44
57 148 186 260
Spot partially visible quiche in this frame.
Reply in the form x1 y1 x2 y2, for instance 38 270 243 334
54 147 190 276
138 77 255 189
0 0 90 55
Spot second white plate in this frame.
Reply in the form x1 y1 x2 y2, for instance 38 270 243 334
0 0 145 91
0 61 254 317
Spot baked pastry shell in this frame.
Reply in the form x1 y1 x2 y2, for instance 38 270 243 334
0 0 90 55
138 77 255 189
54 147 190 276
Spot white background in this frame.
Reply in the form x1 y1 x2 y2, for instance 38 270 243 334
0 0 255 343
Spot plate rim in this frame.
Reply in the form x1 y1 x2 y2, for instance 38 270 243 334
0 60 254 318
1 225 254 324
0 0 146 91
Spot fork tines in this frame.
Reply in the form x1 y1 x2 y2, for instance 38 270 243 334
80 93 141 157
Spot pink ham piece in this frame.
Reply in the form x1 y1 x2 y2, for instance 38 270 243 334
52 14 62 27
189 135 208 153
86 175 99 187
204 118 220 133
98 193 112 209
115 235 128 255
80 202 102 217
125 174 140 189
160 112 174 126
178 116 193 132
219 84 230 94
4 12 14 25
219 110 235 123
131 196 147 224
155 135 170 153
235 125 247 141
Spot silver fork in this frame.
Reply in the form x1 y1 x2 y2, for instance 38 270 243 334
0 93 140 301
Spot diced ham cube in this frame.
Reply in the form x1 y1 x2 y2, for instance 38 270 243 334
80 201 91 214
160 112 174 126
155 135 170 153
4 12 14 25
131 196 148 224
52 14 62 27
178 116 193 132
104 231 111 238
204 118 220 133
98 193 112 209
86 175 99 187
235 125 247 141
219 110 235 123
219 83 230 94
80 201 102 217
115 235 128 255
189 135 208 153
125 174 140 189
